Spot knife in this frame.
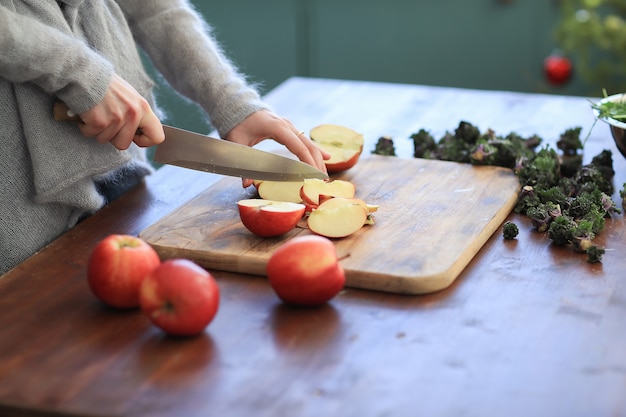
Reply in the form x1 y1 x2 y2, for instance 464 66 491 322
156 125 328 181
53 101 328 181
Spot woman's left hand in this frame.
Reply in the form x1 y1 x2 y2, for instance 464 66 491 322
225 110 330 187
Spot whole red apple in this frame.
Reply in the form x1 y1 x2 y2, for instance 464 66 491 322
139 259 220 336
87 234 161 309
266 235 345 306
544 53 572 86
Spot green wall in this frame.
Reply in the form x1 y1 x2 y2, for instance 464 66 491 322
147 1 586 134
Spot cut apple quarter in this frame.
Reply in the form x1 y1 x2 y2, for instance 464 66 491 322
238 199 306 237
310 124 364 173
300 178 356 206
307 197 368 238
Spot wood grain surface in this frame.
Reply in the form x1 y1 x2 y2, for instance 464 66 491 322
140 156 520 294
1 78 625 417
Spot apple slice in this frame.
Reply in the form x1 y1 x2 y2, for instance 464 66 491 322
238 199 305 237
300 178 356 206
257 180 304 203
310 124 364 173
314 196 376 225
349 198 379 225
307 197 368 238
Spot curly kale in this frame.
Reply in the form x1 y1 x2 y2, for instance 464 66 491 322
586 245 605 263
410 129 438 159
516 147 562 190
589 149 615 180
548 215 577 246
502 221 519 240
567 189 620 220
455 121 481 145
537 186 571 209
527 202 561 232
405 121 620 262
437 132 472 163
514 185 541 215
372 136 396 156
556 125 584 177
469 130 541 169
575 165 614 195
557 127 584 156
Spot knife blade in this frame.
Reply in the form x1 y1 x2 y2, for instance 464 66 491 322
155 125 328 181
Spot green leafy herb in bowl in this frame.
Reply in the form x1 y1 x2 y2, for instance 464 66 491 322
591 89 626 125
591 89 626 158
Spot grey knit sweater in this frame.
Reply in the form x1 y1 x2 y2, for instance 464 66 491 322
0 0 268 274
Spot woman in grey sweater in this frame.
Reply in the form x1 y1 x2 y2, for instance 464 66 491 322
0 0 327 274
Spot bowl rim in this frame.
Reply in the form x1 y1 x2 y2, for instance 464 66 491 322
592 93 626 130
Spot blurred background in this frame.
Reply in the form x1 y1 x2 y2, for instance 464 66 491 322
147 0 626 134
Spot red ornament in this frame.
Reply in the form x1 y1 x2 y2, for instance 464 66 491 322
544 53 572 86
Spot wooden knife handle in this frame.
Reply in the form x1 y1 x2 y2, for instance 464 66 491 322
53 101 81 122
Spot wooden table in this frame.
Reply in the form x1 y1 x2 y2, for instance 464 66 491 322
1 77 625 417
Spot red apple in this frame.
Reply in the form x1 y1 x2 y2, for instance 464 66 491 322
544 53 572 86
310 124 364 173
266 235 345 306
87 234 161 309
238 199 306 237
139 259 220 336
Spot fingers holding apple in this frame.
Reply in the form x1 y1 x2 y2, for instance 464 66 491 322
139 259 220 336
87 234 161 309
266 235 345 306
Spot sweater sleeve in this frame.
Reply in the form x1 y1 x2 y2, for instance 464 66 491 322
0 5 113 113
116 0 270 137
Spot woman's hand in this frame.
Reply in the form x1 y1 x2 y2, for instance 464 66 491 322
225 110 330 187
77 74 165 150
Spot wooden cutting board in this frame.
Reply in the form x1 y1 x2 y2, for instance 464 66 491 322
139 155 520 294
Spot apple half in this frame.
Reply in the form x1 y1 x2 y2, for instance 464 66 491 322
310 124 364 173
307 197 369 238
238 199 306 237
300 178 356 206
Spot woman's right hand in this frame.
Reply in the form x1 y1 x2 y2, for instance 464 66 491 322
76 74 165 150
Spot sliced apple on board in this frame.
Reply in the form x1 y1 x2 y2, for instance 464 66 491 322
308 197 369 238
300 178 356 206
256 180 304 203
237 199 306 237
310 124 364 173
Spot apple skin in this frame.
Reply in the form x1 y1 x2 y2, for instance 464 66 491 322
266 235 345 306
87 234 161 309
325 150 362 174
238 199 305 237
139 259 220 336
